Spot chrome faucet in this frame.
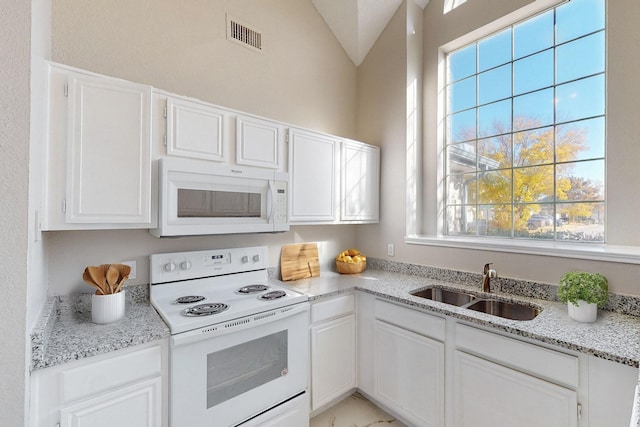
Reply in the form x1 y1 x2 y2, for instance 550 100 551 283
482 263 497 292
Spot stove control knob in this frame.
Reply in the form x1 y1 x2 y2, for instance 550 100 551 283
253 254 260 262
180 261 192 270
164 262 176 272
241 255 249 263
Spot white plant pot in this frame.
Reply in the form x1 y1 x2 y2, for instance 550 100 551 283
92 290 125 324
567 299 598 323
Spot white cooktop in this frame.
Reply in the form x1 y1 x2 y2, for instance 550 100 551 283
149 246 308 334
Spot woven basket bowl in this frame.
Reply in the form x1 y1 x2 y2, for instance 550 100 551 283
336 260 366 274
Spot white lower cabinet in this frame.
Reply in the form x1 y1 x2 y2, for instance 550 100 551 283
356 293 637 427
371 298 445 427
453 323 579 427
587 354 638 427
454 351 577 427
375 321 444 426
310 294 357 413
59 377 161 427
30 341 167 427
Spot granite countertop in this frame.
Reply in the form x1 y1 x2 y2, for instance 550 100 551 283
30 259 640 423
31 260 640 372
273 266 640 368
30 285 169 371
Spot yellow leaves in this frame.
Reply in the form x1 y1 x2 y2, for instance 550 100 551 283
473 118 590 233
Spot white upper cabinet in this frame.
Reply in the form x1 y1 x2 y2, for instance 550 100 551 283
43 62 153 229
289 128 339 223
236 114 285 170
289 129 380 225
164 95 228 162
340 139 380 223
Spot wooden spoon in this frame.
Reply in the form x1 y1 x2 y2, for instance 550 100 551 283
82 267 105 295
86 266 107 295
98 264 111 294
106 265 119 294
112 264 131 294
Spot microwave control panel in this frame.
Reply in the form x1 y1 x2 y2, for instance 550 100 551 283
272 181 288 225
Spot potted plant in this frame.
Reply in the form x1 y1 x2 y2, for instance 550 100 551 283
557 271 609 323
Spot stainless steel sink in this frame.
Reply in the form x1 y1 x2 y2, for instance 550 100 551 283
466 299 541 321
410 287 542 321
411 288 476 307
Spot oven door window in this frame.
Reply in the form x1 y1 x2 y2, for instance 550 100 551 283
178 189 261 218
206 330 288 409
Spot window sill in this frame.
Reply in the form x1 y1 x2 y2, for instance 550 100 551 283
405 235 640 265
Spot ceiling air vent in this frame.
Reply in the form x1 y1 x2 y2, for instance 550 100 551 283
226 15 263 53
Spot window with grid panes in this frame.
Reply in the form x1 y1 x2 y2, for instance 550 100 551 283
444 0 605 242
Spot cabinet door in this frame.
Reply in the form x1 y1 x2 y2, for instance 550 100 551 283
341 140 380 222
60 377 162 427
165 96 227 161
289 129 338 223
374 320 444 427
588 355 638 427
454 351 577 427
66 72 152 225
310 314 356 411
236 115 284 170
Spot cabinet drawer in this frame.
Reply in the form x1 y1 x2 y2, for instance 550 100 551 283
311 293 355 324
61 345 162 403
374 298 445 341
456 323 579 388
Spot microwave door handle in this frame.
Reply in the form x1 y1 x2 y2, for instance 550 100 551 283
267 181 274 224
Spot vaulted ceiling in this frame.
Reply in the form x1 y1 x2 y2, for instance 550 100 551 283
312 0 429 66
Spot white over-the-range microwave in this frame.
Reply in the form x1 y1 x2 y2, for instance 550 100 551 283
150 157 289 237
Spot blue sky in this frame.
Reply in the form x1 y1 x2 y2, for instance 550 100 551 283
446 0 606 183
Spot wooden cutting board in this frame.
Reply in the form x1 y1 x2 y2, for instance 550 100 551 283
280 243 320 281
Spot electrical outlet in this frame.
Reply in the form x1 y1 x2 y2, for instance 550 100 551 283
387 243 395 257
122 260 137 280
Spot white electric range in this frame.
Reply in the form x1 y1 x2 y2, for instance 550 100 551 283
150 246 310 427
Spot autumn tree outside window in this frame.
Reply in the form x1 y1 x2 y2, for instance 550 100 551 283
444 0 606 242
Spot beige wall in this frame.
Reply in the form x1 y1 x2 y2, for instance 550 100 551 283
1 0 31 424
45 0 640 296
47 0 360 295
52 0 357 138
357 0 640 296
47 226 357 295
355 2 408 257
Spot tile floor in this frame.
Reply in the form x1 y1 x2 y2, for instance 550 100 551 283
310 393 406 427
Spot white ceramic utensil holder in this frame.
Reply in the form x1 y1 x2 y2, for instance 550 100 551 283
567 299 598 323
92 290 125 324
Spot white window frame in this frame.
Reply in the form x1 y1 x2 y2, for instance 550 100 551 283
406 0 640 264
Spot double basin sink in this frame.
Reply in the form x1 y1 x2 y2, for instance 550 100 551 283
411 287 541 321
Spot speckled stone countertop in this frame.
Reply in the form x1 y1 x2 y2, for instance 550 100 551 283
31 259 640 374
271 259 640 368
30 284 169 371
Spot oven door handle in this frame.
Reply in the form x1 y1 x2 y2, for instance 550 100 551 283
171 303 309 348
